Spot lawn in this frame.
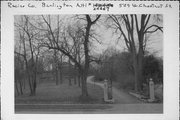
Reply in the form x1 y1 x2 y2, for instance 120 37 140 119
15 78 104 104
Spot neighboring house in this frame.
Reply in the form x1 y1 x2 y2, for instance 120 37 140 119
39 61 76 82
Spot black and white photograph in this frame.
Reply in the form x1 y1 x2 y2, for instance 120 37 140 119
1 1 179 120
14 14 163 114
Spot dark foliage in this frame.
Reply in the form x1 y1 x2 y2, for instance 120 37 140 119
143 55 163 84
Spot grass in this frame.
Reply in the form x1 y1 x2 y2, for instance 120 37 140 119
15 78 104 104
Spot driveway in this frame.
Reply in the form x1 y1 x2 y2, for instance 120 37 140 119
87 76 141 104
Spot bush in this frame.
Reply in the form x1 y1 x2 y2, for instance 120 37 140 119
93 50 163 91
143 55 163 84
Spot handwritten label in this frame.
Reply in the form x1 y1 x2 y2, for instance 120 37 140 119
119 3 172 8
7 2 173 11
8 2 26 8
92 3 113 11
41 2 72 10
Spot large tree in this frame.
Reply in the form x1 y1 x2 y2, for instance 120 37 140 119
39 14 101 98
109 14 163 91
15 15 42 96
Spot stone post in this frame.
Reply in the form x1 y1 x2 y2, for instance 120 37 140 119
108 83 113 99
104 79 108 101
149 78 155 101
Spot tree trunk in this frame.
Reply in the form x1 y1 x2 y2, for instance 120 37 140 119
33 72 37 95
28 73 33 95
81 72 88 97
23 77 26 89
74 65 77 85
137 44 144 91
78 71 81 87
55 68 59 85
133 43 144 92
77 56 81 87
19 79 23 95
133 54 139 91
59 69 63 84
68 59 72 86
80 16 91 98
33 82 36 95
15 82 20 96
30 64 37 96
136 32 145 91
59 55 63 84
134 59 144 92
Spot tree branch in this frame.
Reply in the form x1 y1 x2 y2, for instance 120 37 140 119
134 15 139 32
144 14 151 28
144 24 163 33
91 15 101 24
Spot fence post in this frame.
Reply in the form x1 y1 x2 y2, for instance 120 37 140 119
149 78 155 101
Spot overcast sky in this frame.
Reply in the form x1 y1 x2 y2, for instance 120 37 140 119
92 15 163 57
15 14 163 58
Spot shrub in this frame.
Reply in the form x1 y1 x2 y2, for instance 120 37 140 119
143 55 163 84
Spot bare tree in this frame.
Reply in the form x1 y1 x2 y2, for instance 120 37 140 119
39 14 101 98
58 53 64 84
68 58 72 86
108 14 163 91
66 24 84 87
15 54 24 95
14 28 31 95
53 49 59 85
15 16 42 96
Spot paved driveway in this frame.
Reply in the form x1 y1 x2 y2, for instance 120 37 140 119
87 76 141 104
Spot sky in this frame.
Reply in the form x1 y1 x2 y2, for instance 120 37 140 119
92 15 163 57
14 14 163 58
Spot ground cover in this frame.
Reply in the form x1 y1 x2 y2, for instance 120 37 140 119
15 78 104 104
